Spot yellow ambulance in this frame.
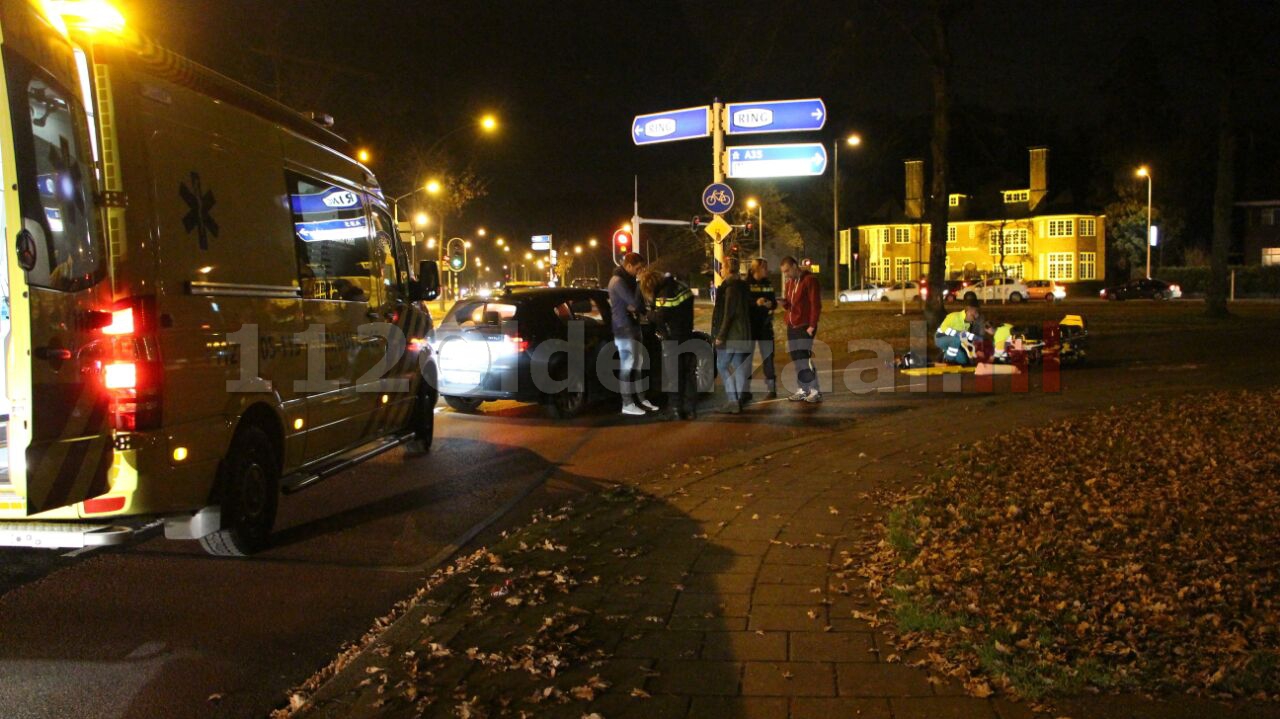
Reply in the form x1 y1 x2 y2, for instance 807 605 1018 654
0 0 442 555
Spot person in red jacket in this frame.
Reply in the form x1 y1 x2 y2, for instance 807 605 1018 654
779 256 822 402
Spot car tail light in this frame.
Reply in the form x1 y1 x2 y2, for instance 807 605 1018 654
507 335 529 353
102 297 163 432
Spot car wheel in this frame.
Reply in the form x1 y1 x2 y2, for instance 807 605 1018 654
199 425 279 557
444 395 484 413
1045 295 1055 303
1010 292 1024 303
879 295 890 302
1151 291 1165 301
545 387 587 419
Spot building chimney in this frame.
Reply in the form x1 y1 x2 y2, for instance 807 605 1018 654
1028 146 1048 209
904 159 924 220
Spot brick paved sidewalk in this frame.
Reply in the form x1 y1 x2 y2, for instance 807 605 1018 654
286 365 1280 719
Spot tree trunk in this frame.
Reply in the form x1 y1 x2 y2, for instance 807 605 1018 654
923 5 951 330
1206 20 1233 318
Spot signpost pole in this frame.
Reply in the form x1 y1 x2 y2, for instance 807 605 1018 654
833 140 840 307
633 175 642 260
712 100 726 286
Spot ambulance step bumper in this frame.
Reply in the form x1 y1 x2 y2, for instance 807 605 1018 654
0 522 133 549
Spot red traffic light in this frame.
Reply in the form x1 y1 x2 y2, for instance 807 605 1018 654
613 228 632 248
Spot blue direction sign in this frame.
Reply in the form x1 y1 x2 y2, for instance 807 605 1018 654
632 106 711 145
725 98 826 135
726 143 829 179
702 183 734 214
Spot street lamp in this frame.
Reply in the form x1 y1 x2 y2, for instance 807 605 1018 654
463 240 473 249
477 227 487 237
357 148 372 164
1137 166 1153 279
480 114 498 133
588 237 598 248
745 197 763 257
496 237 505 246
574 245 582 254
834 132 863 306
524 251 533 261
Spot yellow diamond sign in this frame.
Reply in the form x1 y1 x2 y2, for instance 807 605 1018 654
703 215 733 242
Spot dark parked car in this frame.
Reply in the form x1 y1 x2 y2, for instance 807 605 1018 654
570 277 601 290
1099 278 1182 301
431 287 713 418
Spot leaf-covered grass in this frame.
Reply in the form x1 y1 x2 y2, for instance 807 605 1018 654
865 389 1280 701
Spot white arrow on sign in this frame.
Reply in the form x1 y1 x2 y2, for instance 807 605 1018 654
811 108 823 121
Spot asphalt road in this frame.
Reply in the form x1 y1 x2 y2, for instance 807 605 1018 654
0 372 871 718
1 301 1276 719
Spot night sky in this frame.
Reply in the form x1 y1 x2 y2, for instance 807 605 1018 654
119 1 1278 262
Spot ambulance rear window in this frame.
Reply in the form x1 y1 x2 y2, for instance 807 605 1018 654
4 49 104 292
288 172 375 302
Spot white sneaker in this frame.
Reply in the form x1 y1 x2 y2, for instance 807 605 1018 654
787 390 808 402
622 403 647 416
804 389 823 403
639 399 660 412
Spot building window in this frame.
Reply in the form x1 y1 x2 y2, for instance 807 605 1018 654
894 227 911 244
1263 248 1280 266
1003 190 1029 203
987 229 1028 255
895 258 911 282
998 263 1025 279
1079 251 1097 280
949 194 963 207
1263 209 1277 226
879 228 890 244
1079 218 1096 236
880 258 891 281
947 225 957 243
1047 252 1075 280
1047 219 1074 238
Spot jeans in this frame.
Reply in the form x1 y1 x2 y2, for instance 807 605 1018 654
716 348 751 404
615 338 644 404
786 326 819 393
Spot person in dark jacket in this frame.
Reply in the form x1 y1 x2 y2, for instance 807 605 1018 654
746 258 778 400
711 258 754 414
639 270 699 420
779 256 823 402
608 253 657 416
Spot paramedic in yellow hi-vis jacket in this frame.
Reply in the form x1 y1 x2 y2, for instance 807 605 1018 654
935 298 993 366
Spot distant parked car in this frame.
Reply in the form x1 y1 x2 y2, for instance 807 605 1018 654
880 281 924 303
957 277 1029 303
1025 279 1066 302
1100 278 1182 301
943 280 971 302
838 283 889 303
570 277 601 290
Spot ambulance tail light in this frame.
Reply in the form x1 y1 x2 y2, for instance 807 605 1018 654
103 297 163 432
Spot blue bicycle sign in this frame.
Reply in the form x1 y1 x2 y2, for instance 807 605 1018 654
702 183 735 214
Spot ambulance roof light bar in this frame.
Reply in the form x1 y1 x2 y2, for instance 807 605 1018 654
44 0 126 34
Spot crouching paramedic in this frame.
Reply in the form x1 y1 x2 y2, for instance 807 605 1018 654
935 298 992 366
640 270 699 421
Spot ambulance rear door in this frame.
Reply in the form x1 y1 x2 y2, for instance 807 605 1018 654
0 5 115 514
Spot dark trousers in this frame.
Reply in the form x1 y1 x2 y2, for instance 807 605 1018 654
663 350 698 414
752 331 776 382
786 325 819 392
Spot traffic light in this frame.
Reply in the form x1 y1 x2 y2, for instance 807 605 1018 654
690 216 710 233
449 252 464 271
744 220 754 234
612 228 632 251
730 243 740 254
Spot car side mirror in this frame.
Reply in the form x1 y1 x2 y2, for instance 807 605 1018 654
414 260 441 302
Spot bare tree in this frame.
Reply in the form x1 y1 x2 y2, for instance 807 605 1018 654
1206 6 1234 317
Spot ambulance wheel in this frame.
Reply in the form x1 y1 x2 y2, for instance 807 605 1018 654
444 395 483 413
408 381 438 452
200 426 279 557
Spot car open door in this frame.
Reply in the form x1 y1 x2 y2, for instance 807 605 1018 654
0 8 115 515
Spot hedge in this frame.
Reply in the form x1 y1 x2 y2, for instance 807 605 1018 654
1155 265 1280 297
